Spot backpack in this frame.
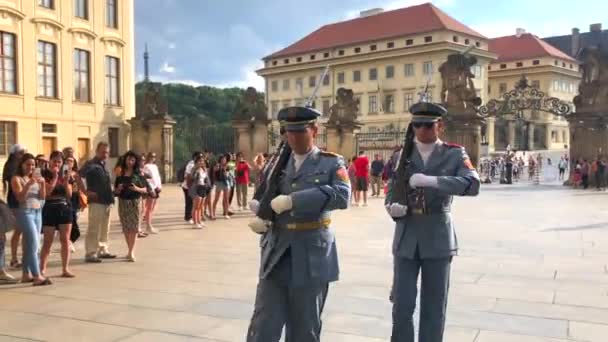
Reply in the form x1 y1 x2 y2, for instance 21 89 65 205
176 163 187 183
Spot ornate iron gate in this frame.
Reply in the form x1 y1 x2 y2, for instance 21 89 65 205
174 117 235 168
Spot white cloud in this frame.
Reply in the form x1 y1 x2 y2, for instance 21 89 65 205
168 42 176 49
211 60 265 90
160 62 176 73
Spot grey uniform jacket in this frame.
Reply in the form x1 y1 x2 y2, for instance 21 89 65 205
386 143 480 259
258 147 351 287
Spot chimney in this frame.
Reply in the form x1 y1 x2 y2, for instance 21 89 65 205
572 27 580 57
590 23 602 32
515 28 526 38
360 8 384 17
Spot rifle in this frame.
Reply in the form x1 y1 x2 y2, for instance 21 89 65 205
389 124 417 220
252 140 292 221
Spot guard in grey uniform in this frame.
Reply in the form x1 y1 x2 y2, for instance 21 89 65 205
246 106 351 342
386 102 480 342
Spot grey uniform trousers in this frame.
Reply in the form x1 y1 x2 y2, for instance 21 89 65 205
247 249 329 342
391 252 452 342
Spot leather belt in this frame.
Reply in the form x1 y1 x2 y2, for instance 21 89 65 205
409 208 450 215
287 218 331 231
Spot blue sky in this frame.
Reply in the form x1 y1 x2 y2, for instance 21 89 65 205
135 0 607 89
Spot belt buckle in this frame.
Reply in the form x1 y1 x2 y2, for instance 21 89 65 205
411 208 423 215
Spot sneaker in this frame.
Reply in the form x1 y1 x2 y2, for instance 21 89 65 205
98 252 117 259
146 226 159 234
85 256 102 263
126 255 136 263
224 215 230 220
0 273 18 285
194 223 203 229
188 219 194 225
363 203 368 207
69 243 76 253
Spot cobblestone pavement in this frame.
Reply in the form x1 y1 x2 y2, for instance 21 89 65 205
1 182 607 341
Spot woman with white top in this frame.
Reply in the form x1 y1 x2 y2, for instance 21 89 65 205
11 153 50 286
190 155 210 229
143 152 162 234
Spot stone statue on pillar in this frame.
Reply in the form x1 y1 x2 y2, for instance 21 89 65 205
324 87 362 158
232 87 269 160
439 52 484 166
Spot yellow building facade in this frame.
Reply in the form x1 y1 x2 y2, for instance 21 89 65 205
257 5 494 134
0 0 134 168
486 32 581 151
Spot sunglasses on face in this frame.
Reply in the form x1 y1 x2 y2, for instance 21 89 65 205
412 122 435 129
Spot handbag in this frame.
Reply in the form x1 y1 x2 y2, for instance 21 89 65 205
78 191 88 210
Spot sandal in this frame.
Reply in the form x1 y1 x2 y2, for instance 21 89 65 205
10 260 21 269
33 278 53 286
61 271 76 278
137 232 148 238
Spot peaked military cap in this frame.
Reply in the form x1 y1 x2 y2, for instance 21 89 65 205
409 102 447 123
277 106 322 132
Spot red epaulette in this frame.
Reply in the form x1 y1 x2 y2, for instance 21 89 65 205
444 142 463 149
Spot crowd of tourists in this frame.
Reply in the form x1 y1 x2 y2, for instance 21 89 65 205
0 143 163 286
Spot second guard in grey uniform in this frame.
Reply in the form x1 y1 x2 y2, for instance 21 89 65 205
246 106 351 342
386 102 480 342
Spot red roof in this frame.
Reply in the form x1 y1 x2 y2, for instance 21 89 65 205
489 33 578 63
265 3 485 60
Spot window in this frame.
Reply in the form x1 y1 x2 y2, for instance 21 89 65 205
464 38 470 45
370 44 377 51
533 60 540 65
296 57 302 62
308 76 316 88
562 62 566 67
73 49 90 102
106 0 118 28
369 68 377 81
322 74 330 86
338 50 344 56
404 93 414 111
284 59 289 65
354 47 361 53
570 83 576 93
295 78 303 91
282 79 290 91
384 94 394 113
42 123 57 133
553 80 559 91
404 63 414 77
500 64 507 69
452 36 459 42
74 0 88 19
0 121 16 156
353 70 361 82
499 83 507 93
569 64 573 69
271 80 278 92
105 56 120 105
406 39 414 46
475 41 481 47
310 54 316 60
272 61 277 66
472 65 482 78
271 101 279 119
108 127 119 157
516 62 523 67
337 72 345 84
323 52 329 58
554 60 558 66
368 95 378 114
532 80 540 89
488 65 492 70
386 65 394 79
487 84 491 94
0 32 16 94
38 0 53 9
424 36 432 43
387 42 394 48
37 41 57 98
422 61 433 75
322 99 330 115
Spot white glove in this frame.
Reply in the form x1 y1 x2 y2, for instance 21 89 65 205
248 217 269 234
409 173 438 188
386 203 408 218
270 195 293 214
248 200 260 214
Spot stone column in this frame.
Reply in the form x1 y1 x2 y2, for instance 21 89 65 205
442 116 484 167
545 124 552 150
128 116 176 182
325 124 359 158
486 117 495 152
527 122 535 151
507 120 516 149
233 121 269 161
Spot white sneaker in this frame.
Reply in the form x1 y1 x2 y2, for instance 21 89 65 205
224 215 230 220
69 242 76 253
194 223 203 229
146 226 159 234
188 219 194 225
